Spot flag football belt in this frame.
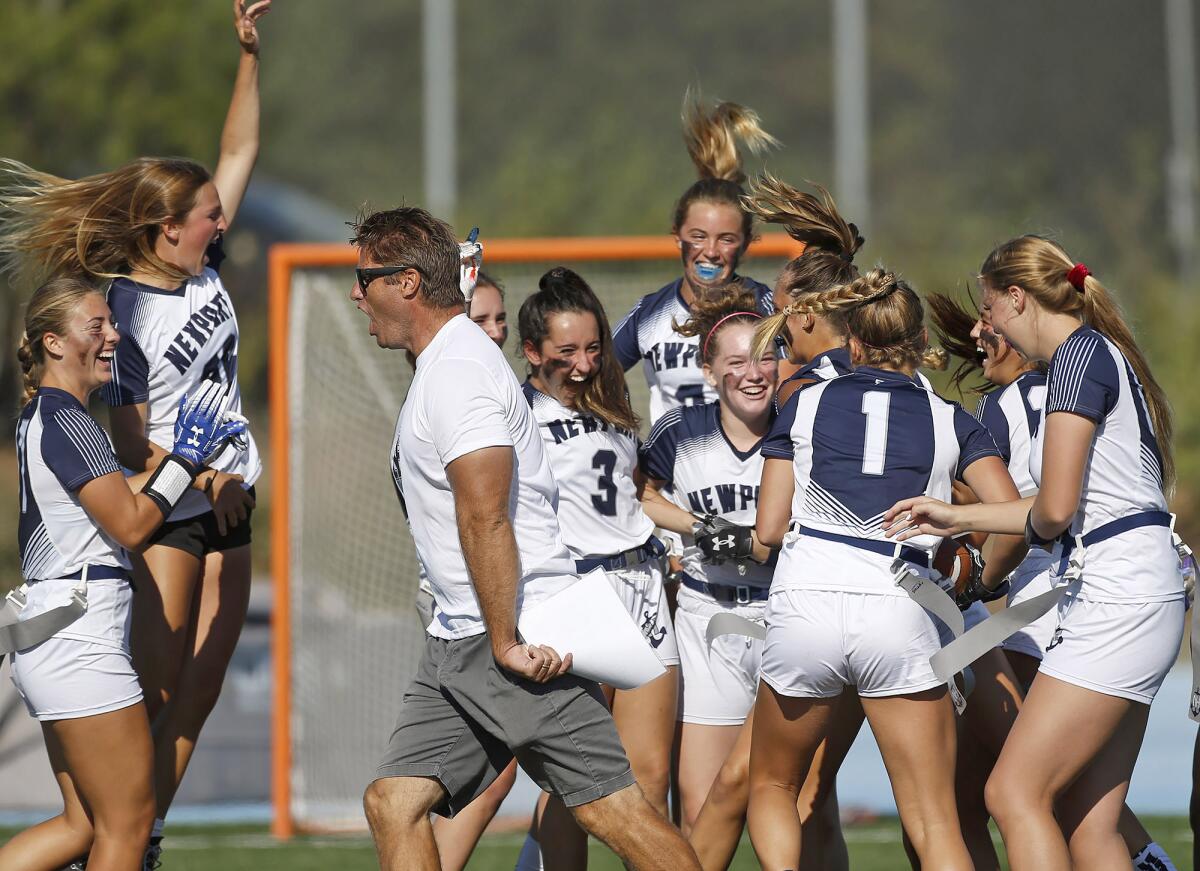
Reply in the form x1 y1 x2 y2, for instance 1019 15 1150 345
932 510 1175 689
791 524 933 569
0 565 129 661
681 573 769 605
575 536 666 574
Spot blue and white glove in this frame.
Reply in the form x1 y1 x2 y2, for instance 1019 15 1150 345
172 381 248 467
459 227 483 306
142 382 249 518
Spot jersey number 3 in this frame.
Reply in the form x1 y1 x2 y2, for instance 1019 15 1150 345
860 391 891 476
591 450 618 516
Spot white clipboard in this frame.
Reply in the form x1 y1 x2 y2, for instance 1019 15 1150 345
517 568 666 690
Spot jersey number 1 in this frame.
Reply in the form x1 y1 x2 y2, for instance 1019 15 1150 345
591 450 618 517
860 391 891 476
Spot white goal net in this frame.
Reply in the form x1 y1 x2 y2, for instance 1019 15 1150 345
277 241 795 832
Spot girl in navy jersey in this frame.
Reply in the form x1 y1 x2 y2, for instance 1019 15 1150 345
613 92 778 424
0 3 271 862
750 269 1025 871
0 278 242 871
514 267 678 869
892 238 1185 871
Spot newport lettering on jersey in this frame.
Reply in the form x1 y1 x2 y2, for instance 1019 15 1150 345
101 248 260 522
545 412 633 446
162 294 235 374
684 483 760 515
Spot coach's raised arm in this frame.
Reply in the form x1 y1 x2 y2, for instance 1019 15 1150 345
347 207 700 871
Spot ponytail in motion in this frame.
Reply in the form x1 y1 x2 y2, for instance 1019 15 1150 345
745 174 862 361
671 90 779 241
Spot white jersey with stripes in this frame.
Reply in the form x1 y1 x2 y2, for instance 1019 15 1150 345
17 387 130 581
522 382 654 559
1030 326 1180 603
102 248 260 521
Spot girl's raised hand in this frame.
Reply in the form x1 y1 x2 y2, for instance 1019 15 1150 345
235 0 272 55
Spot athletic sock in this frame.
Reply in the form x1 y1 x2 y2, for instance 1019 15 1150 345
513 833 545 871
1133 841 1178 871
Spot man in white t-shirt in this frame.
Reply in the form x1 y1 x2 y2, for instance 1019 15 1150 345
350 207 700 871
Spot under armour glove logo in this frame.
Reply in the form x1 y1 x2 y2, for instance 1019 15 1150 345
693 515 754 564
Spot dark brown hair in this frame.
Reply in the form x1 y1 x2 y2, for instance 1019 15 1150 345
519 267 639 433
350 206 463 309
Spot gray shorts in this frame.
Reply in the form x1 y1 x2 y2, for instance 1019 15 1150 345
375 633 635 816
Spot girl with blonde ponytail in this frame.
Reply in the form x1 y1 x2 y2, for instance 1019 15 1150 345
749 268 1026 870
886 236 1186 871
2 278 245 871
0 4 273 865
928 290 1180 870
613 90 780 425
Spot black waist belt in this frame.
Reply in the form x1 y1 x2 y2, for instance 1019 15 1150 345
792 524 932 568
680 573 769 604
30 564 130 583
1057 510 1172 570
576 536 666 574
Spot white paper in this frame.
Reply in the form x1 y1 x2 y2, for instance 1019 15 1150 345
517 568 666 690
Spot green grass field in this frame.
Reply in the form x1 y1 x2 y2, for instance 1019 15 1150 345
5 818 1192 870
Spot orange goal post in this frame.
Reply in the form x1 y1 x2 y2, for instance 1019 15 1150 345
267 233 803 837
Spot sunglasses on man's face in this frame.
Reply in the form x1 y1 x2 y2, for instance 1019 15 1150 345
355 264 424 292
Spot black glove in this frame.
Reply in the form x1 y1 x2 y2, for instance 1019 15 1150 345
952 543 1009 609
693 515 754 565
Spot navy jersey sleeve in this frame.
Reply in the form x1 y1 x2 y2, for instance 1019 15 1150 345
100 331 150 406
101 283 151 407
612 300 643 371
639 408 683 483
761 390 799 461
974 392 1011 464
1045 331 1119 424
953 406 1002 480
43 408 122 492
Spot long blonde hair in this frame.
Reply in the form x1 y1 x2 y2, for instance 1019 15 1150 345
758 268 946 373
979 234 1174 488
745 174 862 361
0 156 212 287
672 90 779 239
18 276 105 405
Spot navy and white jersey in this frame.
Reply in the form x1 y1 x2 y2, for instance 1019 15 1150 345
1030 326 1179 602
522 382 654 559
974 370 1047 498
774 346 852 411
17 388 131 581
640 402 774 589
102 248 260 522
613 277 773 423
763 367 1001 595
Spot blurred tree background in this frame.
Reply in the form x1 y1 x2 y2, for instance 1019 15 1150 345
0 0 1197 583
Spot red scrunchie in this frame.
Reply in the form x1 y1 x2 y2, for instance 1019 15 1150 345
1066 263 1090 292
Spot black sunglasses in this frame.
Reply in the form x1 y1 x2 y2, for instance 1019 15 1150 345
356 264 425 292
